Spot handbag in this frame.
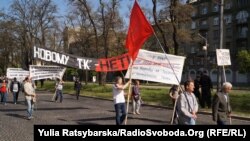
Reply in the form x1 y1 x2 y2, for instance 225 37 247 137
32 96 36 103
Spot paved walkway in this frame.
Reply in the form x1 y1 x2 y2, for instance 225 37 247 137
0 91 250 141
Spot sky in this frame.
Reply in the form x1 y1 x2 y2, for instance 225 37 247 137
0 0 153 25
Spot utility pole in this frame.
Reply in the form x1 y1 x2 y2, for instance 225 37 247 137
198 33 208 70
217 0 224 92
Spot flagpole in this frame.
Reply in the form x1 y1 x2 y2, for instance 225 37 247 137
124 58 133 125
153 32 184 125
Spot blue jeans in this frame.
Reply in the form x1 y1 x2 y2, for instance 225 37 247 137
1 92 7 104
13 92 19 103
114 103 126 125
55 90 63 102
189 118 196 125
26 98 34 118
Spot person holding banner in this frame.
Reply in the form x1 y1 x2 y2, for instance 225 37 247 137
55 79 64 103
169 85 180 106
23 76 36 120
176 80 198 125
112 76 130 125
212 82 232 125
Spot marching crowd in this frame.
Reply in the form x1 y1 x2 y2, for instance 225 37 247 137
1 71 233 125
112 70 233 125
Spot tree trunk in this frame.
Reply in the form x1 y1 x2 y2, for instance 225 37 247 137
152 0 170 53
170 0 179 55
85 70 88 85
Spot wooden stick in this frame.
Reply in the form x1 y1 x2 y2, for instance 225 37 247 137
51 68 66 101
170 95 179 125
170 86 184 125
124 59 133 125
51 89 57 101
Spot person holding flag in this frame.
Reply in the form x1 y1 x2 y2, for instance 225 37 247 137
112 76 131 125
124 0 154 125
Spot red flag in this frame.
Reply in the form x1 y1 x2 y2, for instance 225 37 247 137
125 0 154 61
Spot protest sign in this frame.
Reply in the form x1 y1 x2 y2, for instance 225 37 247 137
6 68 30 81
125 49 185 85
216 49 231 66
29 65 66 80
34 46 131 72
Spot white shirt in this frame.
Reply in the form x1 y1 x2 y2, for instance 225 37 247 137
112 84 125 104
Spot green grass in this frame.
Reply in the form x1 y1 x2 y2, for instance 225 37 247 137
37 81 250 117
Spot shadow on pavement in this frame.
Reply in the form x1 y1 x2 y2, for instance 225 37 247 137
0 107 89 112
76 122 100 125
5 113 27 120
75 116 114 123
128 116 168 124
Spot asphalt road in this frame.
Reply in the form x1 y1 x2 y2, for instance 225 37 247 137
0 91 250 141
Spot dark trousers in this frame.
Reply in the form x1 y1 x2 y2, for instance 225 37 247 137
76 89 80 100
114 103 126 125
217 120 227 125
201 87 211 108
55 90 63 102
194 90 201 105
13 92 19 103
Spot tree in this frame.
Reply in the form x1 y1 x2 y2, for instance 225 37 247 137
0 11 20 71
152 0 194 55
68 0 124 85
10 0 58 69
237 50 250 73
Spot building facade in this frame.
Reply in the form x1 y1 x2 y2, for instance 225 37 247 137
186 0 250 85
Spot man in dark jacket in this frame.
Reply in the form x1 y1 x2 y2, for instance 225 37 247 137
200 71 213 108
212 82 232 125
74 78 82 100
10 77 21 104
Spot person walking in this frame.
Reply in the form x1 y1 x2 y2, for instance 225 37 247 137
132 80 141 115
10 77 21 104
74 78 82 100
0 79 8 105
55 79 64 103
23 76 36 120
212 82 232 125
176 80 199 125
112 76 130 125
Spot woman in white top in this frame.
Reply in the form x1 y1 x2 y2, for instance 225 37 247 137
55 79 64 103
112 76 130 125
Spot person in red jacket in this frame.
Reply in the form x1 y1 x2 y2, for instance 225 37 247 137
0 79 8 105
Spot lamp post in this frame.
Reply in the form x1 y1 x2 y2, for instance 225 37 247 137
198 33 208 70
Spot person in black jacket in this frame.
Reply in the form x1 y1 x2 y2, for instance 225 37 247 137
200 71 213 108
74 78 82 100
10 77 21 104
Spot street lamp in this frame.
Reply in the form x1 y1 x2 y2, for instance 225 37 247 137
198 33 208 70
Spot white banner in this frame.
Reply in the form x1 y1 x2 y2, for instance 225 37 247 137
6 68 30 81
125 49 185 85
216 49 231 66
29 65 66 80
